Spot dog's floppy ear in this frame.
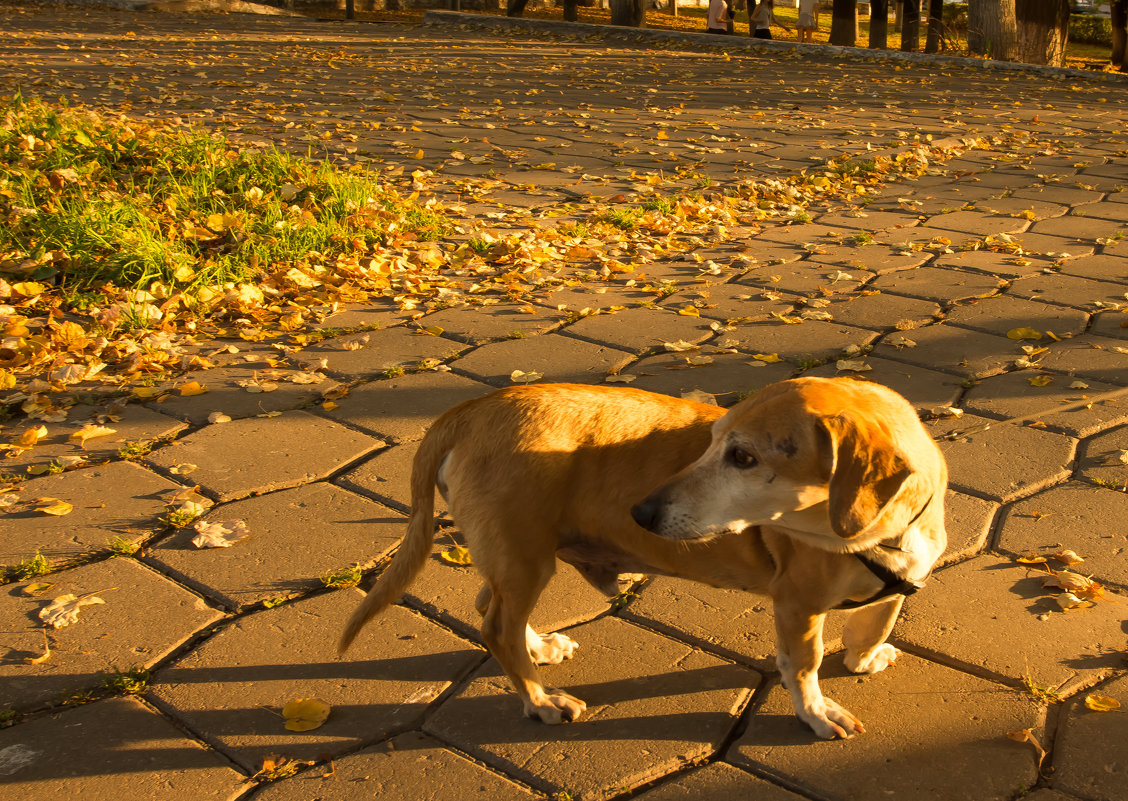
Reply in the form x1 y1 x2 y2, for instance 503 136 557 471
820 414 914 540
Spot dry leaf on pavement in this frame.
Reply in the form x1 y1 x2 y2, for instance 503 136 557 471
282 698 331 732
38 590 110 628
191 519 251 549
440 544 473 566
1083 694 1121 712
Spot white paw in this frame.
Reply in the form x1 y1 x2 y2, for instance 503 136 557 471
799 696 865 739
845 643 899 675
523 690 587 724
526 629 579 665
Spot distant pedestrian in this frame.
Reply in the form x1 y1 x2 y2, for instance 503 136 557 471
750 0 789 40
797 0 819 42
707 0 734 34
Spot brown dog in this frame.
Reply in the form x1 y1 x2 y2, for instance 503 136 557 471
339 378 947 739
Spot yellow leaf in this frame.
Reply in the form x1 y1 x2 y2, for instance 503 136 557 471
440 544 473 566
656 130 669 140
1028 375 1053 387
411 149 425 159
1084 694 1121 712
23 582 54 597
11 425 48 450
751 353 783 363
1007 327 1042 341
69 424 117 447
179 381 208 396
12 281 48 297
678 305 700 317
133 386 165 400
1016 554 1048 564
35 497 74 516
282 698 331 732
1050 550 1084 566
416 326 444 337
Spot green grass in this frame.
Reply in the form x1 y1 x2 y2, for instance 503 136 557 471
6 551 50 582
601 207 643 231
101 667 151 696
320 565 362 589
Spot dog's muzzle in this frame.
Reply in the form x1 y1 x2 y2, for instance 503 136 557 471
630 493 663 532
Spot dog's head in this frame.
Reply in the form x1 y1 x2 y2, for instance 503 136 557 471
631 377 943 553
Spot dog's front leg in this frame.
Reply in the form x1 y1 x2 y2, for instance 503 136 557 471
842 595 904 675
774 603 864 739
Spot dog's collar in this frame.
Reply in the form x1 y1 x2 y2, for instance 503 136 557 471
834 492 934 611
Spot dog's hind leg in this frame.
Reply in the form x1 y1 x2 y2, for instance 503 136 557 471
475 583 578 666
477 551 587 724
842 596 904 675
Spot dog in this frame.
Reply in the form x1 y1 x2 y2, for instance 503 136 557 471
339 377 947 739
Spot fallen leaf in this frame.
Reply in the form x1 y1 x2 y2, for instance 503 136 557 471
1007 327 1042 341
169 463 198 475
1028 375 1053 387
510 370 542 384
191 519 251 549
1084 694 1121 712
23 583 54 597
208 412 232 424
604 374 637 383
282 698 331 731
1016 554 1048 564
38 591 107 628
178 381 208 396
1005 728 1046 770
663 340 698 352
440 544 473 566
750 353 782 363
836 359 872 372
35 497 74 516
69 424 117 448
681 389 717 405
1049 550 1084 566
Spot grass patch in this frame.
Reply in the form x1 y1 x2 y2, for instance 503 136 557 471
107 536 139 556
600 207 643 231
101 667 151 696
6 551 50 582
320 564 362 589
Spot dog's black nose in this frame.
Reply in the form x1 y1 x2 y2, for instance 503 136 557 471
631 495 661 531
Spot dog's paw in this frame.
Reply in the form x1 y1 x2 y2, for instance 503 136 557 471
800 697 865 740
527 630 579 665
524 690 587 724
845 643 899 675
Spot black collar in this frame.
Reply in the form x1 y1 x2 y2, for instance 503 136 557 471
834 492 934 611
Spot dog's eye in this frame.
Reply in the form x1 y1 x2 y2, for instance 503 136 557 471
727 446 757 469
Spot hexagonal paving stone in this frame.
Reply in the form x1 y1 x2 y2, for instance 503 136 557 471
1089 309 1128 339
424 617 759 800
867 266 1005 303
0 558 222 710
1052 674 1128 801
417 303 566 344
899 553 1126 693
931 248 1050 278
815 209 922 233
0 697 244 797
0 404 187 475
292 326 468 379
405 553 616 645
251 731 541 801
634 762 806 801
804 357 963 411
1008 231 1096 259
1029 214 1127 242
334 440 442 515
942 489 997 564
1008 273 1127 310
687 283 795 322
805 244 930 275
962 371 1128 437
729 653 1043 801
565 307 715 355
149 591 484 772
736 262 874 296
325 370 494 443
756 223 847 246
945 295 1089 339
1037 335 1128 385
145 411 380 501
1076 425 1128 490
1056 252 1128 283
996 482 1128 589
877 325 1021 379
820 292 940 331
531 283 658 313
452 333 634 386
625 351 794 405
1 461 183 570
721 320 878 365
932 414 1075 502
146 483 406 610
921 209 1031 238
147 365 331 425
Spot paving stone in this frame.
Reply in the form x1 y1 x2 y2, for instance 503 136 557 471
1076 425 1128 490
996 482 1128 589
945 295 1089 339
931 248 1050 278
756 223 848 246
1052 674 1128 801
451 333 634 386
531 283 658 313
0 404 187 476
1057 252 1128 283
804 357 963 411
931 413 1075 503
425 616 758 800
150 591 483 772
876 325 1021 378
1008 231 1097 259
868 266 1005 303
1019 791 1085 801
686 283 795 322
942 489 997 564
1 461 182 570
634 762 806 801
1030 214 1128 242
146 483 405 610
325 370 494 443
626 351 794 405
0 558 221 710
622 578 848 672
313 302 414 331
819 292 940 331
564 307 715 355
1037 335 1128 385
415 303 565 344
975 196 1069 220
0 697 244 797
145 411 379 502
1009 272 1128 311
1012 185 1104 208
898 554 1126 693
292 327 468 379
736 261 874 296
333 440 444 516
150 367 335 426
962 371 1128 438
720 320 878 365
804 243 931 275
815 209 922 233
921 209 1032 238
251 731 540 801
405 553 615 644
1075 198 1128 223
728 653 1042 801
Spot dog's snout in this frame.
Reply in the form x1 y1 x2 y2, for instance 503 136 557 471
631 494 663 532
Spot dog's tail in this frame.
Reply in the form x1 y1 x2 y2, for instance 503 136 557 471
337 407 463 655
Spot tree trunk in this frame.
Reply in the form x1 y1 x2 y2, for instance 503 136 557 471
900 0 920 51
1114 0 1128 70
967 0 1017 60
870 0 888 48
563 0 578 20
1016 0 1069 66
507 0 529 16
894 0 903 33
830 0 858 45
924 0 943 52
609 0 645 25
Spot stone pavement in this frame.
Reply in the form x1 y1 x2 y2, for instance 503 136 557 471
1 6 1127 801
